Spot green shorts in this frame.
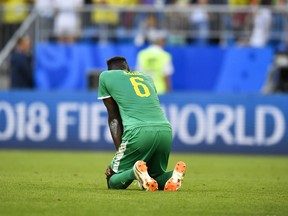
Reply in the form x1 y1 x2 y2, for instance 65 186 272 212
110 125 172 179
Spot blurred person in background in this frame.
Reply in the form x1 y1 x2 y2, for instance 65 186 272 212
10 35 34 89
136 30 174 94
190 0 209 45
208 0 228 45
85 0 139 43
53 0 83 43
134 13 159 47
90 0 124 43
228 0 251 44
262 50 288 93
268 0 286 47
144 0 167 6
34 0 54 41
248 0 272 47
0 0 30 50
112 0 139 43
164 0 190 45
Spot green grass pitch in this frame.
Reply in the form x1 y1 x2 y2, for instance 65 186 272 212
0 150 288 216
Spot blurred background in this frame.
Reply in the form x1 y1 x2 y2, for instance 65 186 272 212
0 0 287 154
1 0 288 91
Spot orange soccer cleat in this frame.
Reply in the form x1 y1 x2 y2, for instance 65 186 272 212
164 161 186 191
133 160 158 191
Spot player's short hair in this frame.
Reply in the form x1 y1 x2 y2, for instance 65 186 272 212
106 56 130 71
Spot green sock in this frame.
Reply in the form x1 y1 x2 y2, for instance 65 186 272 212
155 171 173 190
109 169 135 189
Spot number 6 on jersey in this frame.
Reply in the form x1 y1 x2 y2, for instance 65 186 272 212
129 77 151 97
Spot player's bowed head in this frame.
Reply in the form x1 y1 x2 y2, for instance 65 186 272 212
106 56 131 71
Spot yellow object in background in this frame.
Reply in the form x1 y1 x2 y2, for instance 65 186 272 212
228 0 250 5
91 0 138 25
2 0 29 24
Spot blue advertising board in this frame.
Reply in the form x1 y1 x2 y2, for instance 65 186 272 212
35 43 273 93
0 91 287 154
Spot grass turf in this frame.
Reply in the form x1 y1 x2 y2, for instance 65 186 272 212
0 150 288 216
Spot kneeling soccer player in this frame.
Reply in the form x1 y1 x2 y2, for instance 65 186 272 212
98 56 186 191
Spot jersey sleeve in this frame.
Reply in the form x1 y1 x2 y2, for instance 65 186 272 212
98 72 111 100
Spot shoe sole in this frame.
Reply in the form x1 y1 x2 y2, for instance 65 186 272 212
164 161 186 191
134 160 158 191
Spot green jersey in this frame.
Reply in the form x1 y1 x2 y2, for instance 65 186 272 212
98 70 171 131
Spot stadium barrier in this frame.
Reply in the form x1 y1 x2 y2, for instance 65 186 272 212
0 91 287 154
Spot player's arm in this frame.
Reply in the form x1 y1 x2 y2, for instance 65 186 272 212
164 75 172 92
164 57 174 92
103 97 123 150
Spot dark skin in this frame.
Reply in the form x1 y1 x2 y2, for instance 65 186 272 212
103 97 123 150
102 60 130 150
103 96 123 188
102 58 129 188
